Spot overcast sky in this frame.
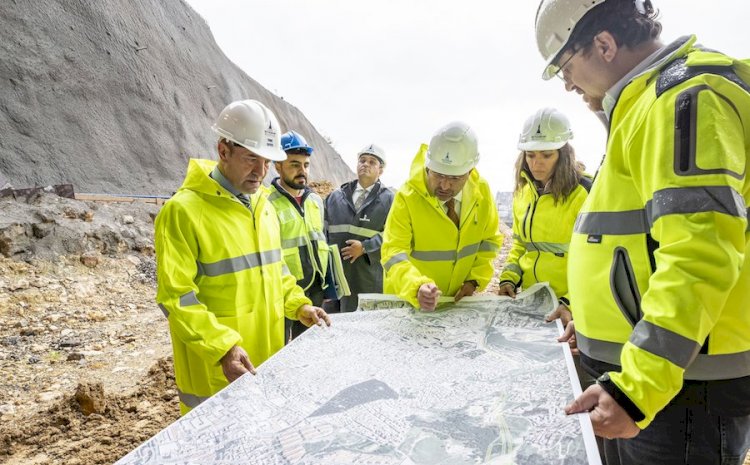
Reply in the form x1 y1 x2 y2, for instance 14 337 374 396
184 0 747 193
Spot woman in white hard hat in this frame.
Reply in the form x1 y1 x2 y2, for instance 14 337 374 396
497 107 591 325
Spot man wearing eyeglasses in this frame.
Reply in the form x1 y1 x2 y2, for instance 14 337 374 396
535 0 750 463
324 144 394 313
381 122 502 312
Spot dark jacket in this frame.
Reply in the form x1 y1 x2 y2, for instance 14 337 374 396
325 179 394 312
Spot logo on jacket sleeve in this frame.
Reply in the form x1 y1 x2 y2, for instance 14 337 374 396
587 234 602 244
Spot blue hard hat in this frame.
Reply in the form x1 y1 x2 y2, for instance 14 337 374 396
280 130 313 155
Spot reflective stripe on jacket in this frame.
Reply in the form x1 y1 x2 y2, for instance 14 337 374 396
500 171 589 306
155 159 311 414
268 180 330 291
568 36 750 428
325 179 395 312
381 144 503 307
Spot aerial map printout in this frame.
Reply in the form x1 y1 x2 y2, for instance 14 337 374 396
117 284 600 465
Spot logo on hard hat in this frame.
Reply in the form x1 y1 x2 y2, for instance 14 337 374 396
264 125 276 147
442 152 453 165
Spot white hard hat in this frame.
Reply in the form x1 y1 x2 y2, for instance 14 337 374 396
535 0 607 80
211 99 286 162
426 122 479 176
517 107 573 151
357 143 386 164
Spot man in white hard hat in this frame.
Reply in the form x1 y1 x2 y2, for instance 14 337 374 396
154 100 330 414
325 144 395 313
535 0 750 463
381 122 502 311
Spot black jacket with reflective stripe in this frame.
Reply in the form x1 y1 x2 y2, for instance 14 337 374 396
325 179 394 312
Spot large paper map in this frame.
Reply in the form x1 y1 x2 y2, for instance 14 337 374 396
116 284 600 464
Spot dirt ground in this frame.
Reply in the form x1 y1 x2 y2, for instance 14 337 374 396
0 255 177 465
0 193 178 464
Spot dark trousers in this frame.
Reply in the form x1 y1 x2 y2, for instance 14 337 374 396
599 402 750 465
322 299 342 315
284 280 325 343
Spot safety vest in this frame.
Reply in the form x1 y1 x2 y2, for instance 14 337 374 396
568 36 750 428
268 180 330 291
381 144 503 307
155 159 311 414
499 171 590 305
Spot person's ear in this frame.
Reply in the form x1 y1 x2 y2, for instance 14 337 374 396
274 161 283 172
593 31 618 63
217 141 231 161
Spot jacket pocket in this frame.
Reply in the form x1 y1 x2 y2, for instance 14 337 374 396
273 296 285 322
610 247 642 327
282 247 304 281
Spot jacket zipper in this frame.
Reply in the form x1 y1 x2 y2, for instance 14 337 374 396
528 196 541 282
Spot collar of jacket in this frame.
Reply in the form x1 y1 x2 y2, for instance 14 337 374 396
604 35 695 121
343 178 381 198
179 158 270 200
519 170 545 200
270 177 312 215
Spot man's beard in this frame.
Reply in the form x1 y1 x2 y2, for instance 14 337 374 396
285 175 307 190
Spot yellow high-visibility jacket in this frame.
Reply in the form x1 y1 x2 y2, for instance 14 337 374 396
268 180 330 291
568 36 750 428
381 145 503 307
155 159 310 414
499 171 590 306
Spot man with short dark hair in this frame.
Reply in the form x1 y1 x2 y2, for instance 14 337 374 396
535 1 750 463
325 144 394 313
269 130 333 340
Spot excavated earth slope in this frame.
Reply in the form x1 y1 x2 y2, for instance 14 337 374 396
0 0 353 194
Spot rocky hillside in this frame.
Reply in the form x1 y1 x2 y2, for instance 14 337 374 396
0 0 353 195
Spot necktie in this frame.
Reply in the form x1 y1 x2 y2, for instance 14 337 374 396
237 194 252 210
446 198 460 228
354 189 368 211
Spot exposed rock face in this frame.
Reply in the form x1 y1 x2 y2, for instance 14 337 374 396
0 0 353 194
0 193 157 261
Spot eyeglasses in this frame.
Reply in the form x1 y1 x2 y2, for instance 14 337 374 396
427 169 468 183
552 48 581 81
